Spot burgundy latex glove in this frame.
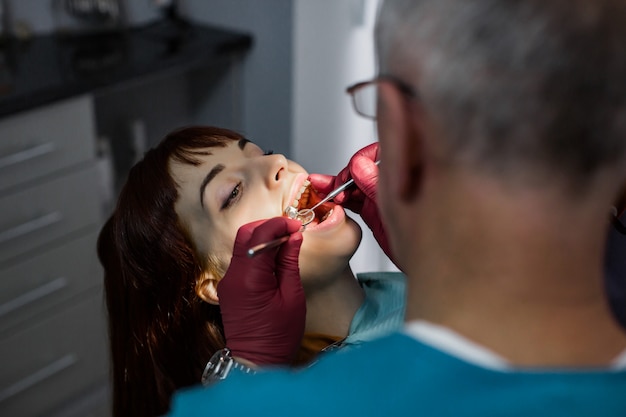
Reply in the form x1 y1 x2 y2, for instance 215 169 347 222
308 142 394 263
217 217 306 366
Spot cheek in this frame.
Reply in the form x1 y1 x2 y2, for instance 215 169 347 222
203 227 235 271
234 191 283 228
216 204 284 258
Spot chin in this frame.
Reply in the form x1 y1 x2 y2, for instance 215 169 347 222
298 214 362 286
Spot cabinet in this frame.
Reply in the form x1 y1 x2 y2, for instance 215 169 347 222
0 96 109 417
0 19 252 416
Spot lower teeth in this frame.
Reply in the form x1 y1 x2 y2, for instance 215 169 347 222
321 209 333 222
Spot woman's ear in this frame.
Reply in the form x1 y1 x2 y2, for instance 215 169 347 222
196 272 220 305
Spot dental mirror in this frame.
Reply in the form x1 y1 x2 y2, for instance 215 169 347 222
284 205 315 226
295 208 316 226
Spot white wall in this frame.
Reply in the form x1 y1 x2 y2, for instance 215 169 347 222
293 0 395 273
184 0 294 156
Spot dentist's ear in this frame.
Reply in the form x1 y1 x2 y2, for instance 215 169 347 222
377 82 424 203
196 272 220 305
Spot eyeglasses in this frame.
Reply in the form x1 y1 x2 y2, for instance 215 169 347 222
346 74 419 120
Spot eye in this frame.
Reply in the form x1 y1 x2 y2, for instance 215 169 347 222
221 182 242 210
263 149 274 156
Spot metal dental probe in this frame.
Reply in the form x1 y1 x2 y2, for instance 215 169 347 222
293 160 381 226
247 160 380 258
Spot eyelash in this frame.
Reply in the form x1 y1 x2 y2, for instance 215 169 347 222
221 182 242 210
220 150 273 210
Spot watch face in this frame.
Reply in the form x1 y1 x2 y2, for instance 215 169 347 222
202 349 234 386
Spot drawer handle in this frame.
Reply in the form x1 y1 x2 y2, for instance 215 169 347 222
0 142 56 170
0 211 63 245
0 354 77 403
0 277 68 318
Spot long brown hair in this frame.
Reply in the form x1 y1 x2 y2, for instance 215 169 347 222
97 126 246 417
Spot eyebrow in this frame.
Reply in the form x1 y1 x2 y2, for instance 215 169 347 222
200 164 225 209
199 139 250 209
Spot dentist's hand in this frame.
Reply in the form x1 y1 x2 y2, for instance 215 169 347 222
217 217 306 366
308 143 394 263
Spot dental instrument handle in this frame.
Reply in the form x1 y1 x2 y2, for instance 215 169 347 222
247 224 306 258
247 235 290 258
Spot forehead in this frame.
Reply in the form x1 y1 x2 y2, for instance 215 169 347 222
168 139 245 180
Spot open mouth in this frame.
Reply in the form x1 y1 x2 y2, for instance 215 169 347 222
285 180 334 225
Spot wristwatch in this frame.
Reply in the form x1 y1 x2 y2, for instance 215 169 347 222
201 347 256 386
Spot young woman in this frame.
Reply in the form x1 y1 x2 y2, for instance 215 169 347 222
97 126 405 417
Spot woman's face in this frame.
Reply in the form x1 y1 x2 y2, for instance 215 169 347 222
171 138 362 287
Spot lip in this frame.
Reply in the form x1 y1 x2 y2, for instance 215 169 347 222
305 203 345 233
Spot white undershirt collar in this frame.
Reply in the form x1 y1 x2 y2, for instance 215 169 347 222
404 320 626 371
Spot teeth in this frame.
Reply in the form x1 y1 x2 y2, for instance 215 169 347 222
285 179 311 216
297 180 310 201
285 205 298 219
321 208 333 222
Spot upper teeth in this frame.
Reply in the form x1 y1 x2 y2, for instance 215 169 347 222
285 206 298 219
285 179 310 218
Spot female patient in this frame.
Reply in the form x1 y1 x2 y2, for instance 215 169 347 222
97 126 403 417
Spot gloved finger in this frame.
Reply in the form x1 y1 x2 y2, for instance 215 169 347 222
249 217 303 246
349 154 379 201
231 219 268 257
221 219 274 294
307 173 337 195
275 232 305 301
275 232 306 357
307 172 360 209
231 217 302 258
353 142 380 161
333 143 379 205
222 218 302 294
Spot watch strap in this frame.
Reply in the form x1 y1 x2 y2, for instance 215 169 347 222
201 347 256 386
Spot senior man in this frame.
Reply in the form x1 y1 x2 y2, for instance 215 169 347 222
166 0 626 415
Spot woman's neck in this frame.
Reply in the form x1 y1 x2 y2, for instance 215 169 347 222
303 267 365 338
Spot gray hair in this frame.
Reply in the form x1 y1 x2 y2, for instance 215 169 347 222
376 0 626 189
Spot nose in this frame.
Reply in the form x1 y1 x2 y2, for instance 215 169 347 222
262 154 288 189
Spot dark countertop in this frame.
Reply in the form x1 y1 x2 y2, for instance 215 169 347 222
0 19 253 118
